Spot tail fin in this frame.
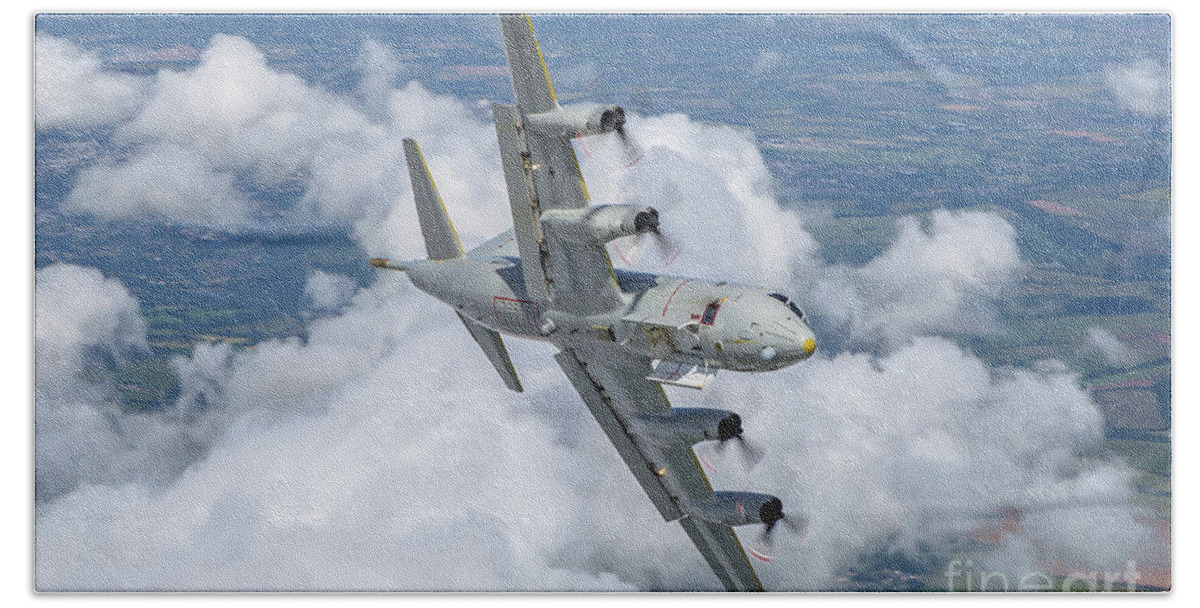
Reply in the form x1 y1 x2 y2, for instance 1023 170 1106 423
403 138 464 261
402 137 521 391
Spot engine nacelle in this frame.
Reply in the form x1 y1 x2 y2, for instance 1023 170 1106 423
630 407 742 448
541 204 659 246
690 491 784 528
524 103 626 139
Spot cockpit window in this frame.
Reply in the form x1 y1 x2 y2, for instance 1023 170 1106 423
768 292 804 320
700 301 721 325
788 302 805 320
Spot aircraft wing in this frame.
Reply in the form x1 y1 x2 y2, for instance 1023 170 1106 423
494 14 624 316
496 14 591 213
554 344 765 592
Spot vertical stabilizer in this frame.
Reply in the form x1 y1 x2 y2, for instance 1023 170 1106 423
403 138 464 261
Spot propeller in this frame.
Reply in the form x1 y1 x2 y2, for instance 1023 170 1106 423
617 205 682 268
714 413 765 469
749 497 808 562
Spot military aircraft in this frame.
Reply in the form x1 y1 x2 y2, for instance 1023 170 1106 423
370 14 816 591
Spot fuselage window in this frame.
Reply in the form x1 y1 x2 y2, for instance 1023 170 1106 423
701 301 721 325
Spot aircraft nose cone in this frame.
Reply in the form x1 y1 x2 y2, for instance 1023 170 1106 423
802 337 816 356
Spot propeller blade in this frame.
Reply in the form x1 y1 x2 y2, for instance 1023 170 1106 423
750 514 808 562
751 522 779 562
615 124 643 168
650 229 681 266
710 412 766 470
613 232 647 266
696 446 719 473
781 514 809 541
614 229 678 269
735 436 765 469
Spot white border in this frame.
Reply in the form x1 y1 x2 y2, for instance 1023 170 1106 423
11 1 1187 606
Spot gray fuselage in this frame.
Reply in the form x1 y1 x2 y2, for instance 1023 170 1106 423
405 251 817 372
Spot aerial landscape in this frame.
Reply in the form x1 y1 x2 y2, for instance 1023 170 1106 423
34 13 1169 591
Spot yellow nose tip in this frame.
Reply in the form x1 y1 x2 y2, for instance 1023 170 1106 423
802 337 817 355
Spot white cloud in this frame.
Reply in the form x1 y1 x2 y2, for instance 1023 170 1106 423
708 337 1151 589
1104 60 1170 116
586 113 815 289
66 143 250 226
821 210 1024 350
585 116 1021 352
54 35 509 257
1086 326 1136 366
35 35 151 131
36 271 706 591
35 263 1151 590
35 34 1158 592
304 270 359 312
35 265 182 502
35 264 148 368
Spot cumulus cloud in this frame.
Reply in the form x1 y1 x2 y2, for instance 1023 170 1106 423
714 338 1151 588
586 115 1020 352
35 264 148 368
1085 326 1136 366
36 34 1157 591
54 34 508 256
36 270 707 591
1104 60 1170 116
35 262 1151 590
586 113 815 289
35 265 219 502
66 143 250 226
812 210 1024 351
35 35 151 131
304 270 359 312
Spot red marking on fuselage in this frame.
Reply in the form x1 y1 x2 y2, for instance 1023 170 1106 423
662 280 692 317
492 296 542 328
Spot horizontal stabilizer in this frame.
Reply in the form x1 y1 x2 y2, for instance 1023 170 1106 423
403 138 464 261
647 357 717 390
457 313 523 393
